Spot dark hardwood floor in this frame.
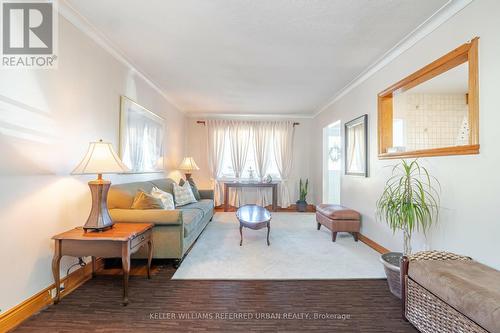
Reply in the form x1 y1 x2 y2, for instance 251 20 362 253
14 260 417 333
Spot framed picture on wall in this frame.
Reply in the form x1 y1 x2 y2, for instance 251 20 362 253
119 96 165 173
345 114 368 177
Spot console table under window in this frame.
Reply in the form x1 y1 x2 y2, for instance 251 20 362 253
223 182 279 212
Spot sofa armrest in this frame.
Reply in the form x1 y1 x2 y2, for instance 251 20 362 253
109 209 182 226
198 189 214 200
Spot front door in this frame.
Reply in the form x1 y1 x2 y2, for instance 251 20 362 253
322 121 341 204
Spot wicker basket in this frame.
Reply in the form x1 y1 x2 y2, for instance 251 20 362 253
380 252 402 298
406 278 488 333
404 251 489 333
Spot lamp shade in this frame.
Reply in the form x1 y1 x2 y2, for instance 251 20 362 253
178 157 200 171
72 140 130 175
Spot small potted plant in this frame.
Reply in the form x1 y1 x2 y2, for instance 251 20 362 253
376 160 440 298
296 178 309 212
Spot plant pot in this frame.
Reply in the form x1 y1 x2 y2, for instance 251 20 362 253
296 200 307 212
380 252 403 299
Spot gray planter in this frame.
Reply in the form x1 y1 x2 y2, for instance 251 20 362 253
296 200 307 212
380 252 403 298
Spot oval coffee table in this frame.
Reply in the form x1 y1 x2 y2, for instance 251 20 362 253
236 205 271 246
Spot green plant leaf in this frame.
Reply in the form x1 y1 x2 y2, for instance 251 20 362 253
375 159 440 240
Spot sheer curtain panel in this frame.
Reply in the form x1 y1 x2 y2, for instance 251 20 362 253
207 120 226 206
253 121 273 206
228 121 251 206
273 121 295 208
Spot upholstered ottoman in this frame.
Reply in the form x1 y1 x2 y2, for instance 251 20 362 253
316 204 360 242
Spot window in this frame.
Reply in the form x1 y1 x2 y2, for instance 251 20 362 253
220 131 281 180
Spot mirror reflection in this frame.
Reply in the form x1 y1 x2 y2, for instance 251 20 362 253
391 62 469 153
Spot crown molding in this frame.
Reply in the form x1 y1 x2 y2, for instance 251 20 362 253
312 0 474 119
58 0 184 113
186 112 314 119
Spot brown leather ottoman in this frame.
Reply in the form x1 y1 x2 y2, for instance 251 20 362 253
316 204 360 242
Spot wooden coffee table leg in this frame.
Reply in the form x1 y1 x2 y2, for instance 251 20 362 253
239 225 243 246
267 223 270 246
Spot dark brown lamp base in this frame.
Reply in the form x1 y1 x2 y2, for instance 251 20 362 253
83 175 114 232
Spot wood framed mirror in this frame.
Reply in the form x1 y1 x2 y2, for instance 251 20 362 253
378 38 479 159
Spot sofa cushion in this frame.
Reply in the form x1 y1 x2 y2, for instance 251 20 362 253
409 260 500 333
131 190 164 209
151 187 175 210
180 199 214 217
110 209 182 225
173 182 197 206
179 177 201 201
108 179 177 209
181 209 204 238
108 182 155 209
198 189 214 200
149 178 176 196
316 204 360 220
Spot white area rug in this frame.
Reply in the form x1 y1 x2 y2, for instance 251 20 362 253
172 212 386 279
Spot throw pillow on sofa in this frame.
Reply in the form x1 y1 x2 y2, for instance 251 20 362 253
173 182 197 206
179 177 201 200
150 186 175 210
131 189 164 209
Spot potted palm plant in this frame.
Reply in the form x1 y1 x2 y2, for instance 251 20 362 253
376 159 440 298
296 178 309 212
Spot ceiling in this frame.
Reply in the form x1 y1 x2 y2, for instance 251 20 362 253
66 0 450 116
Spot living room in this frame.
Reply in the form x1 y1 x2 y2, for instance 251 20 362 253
1 0 499 332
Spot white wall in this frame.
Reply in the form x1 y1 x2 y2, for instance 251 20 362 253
185 117 313 205
312 0 500 269
0 16 186 313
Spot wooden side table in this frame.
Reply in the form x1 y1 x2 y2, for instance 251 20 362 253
224 182 278 212
51 223 153 305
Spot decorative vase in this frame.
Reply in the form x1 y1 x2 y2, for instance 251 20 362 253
380 252 403 298
296 200 307 212
248 166 255 181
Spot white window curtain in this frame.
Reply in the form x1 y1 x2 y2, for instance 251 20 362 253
229 121 251 179
273 121 295 208
207 119 295 208
206 120 226 206
253 121 272 206
228 121 251 206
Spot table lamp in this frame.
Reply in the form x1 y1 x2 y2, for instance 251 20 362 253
72 140 130 231
178 157 199 179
